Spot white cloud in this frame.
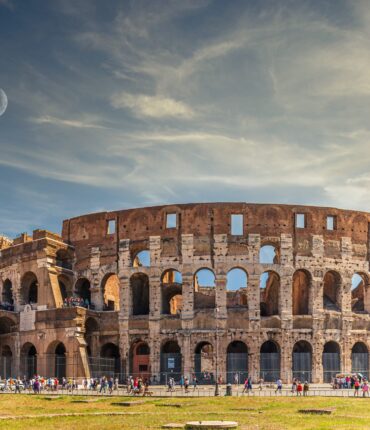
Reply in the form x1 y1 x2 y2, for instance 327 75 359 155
110 93 194 119
30 115 106 129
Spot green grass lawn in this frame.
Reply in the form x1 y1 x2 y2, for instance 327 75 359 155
0 394 369 429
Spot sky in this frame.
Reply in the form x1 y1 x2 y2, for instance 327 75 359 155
1 0 370 238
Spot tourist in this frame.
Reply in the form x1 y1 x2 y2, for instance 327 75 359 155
180 375 184 390
362 381 369 397
291 378 297 394
234 373 239 385
193 375 198 391
354 378 360 397
108 377 113 394
114 377 119 391
297 381 303 396
275 378 282 394
242 377 248 393
184 376 189 393
303 381 309 396
247 376 253 393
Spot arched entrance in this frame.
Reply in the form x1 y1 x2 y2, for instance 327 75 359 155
130 273 149 315
160 340 182 383
100 343 121 378
323 341 341 382
194 342 214 384
75 278 91 307
20 272 38 305
2 279 14 309
161 270 183 315
292 341 312 382
351 342 369 377
292 270 310 315
21 343 37 378
0 345 12 378
260 341 280 382
55 343 67 379
226 341 248 383
130 341 150 379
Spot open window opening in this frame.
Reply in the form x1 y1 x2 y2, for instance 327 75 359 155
161 269 182 315
226 268 247 308
292 270 311 315
130 273 149 316
259 271 280 316
323 271 341 311
133 250 150 268
194 269 216 310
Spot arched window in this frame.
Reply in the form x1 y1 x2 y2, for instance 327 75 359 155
292 270 311 315
130 341 150 378
20 272 38 305
102 274 120 311
75 278 91 306
58 275 72 302
133 250 150 268
352 342 369 377
260 271 280 316
21 343 37 379
226 268 248 308
55 249 73 270
194 342 214 383
0 345 12 378
1 279 13 308
194 269 216 310
351 273 367 313
130 273 149 315
259 245 279 264
161 270 182 315
323 271 341 311
160 340 181 382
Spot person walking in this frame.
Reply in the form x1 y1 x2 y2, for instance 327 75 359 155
275 378 282 394
184 376 189 393
354 379 360 397
303 381 309 396
193 375 198 391
297 381 303 396
362 381 369 397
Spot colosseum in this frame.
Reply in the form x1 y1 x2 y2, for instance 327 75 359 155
0 202 369 384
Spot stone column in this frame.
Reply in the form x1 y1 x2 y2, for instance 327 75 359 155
247 274 260 321
181 272 194 328
215 273 227 319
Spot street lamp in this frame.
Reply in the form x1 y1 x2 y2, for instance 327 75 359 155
214 306 220 396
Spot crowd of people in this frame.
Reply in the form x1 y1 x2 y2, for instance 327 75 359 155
62 297 90 308
333 373 370 397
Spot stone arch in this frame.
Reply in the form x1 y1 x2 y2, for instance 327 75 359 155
130 340 151 379
226 341 248 383
75 277 91 306
161 269 182 315
351 342 369 376
0 345 12 378
100 342 121 377
194 268 216 310
323 341 341 382
292 340 312 382
351 273 368 313
260 271 280 316
130 273 149 316
292 270 311 315
20 272 38 306
259 244 279 264
47 341 67 379
160 340 182 381
260 340 280 381
1 279 14 308
323 271 341 311
133 250 150 268
58 274 73 301
20 343 37 378
101 273 120 311
226 268 248 309
55 249 73 270
194 342 214 383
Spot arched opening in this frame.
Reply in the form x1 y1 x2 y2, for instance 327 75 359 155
226 268 248 308
130 273 149 316
259 245 279 264
84 318 100 377
292 270 311 315
194 342 214 384
102 274 120 311
194 269 216 310
351 273 367 313
260 341 280 382
133 250 150 268
58 275 72 302
323 271 341 311
351 342 369 377
74 278 91 307
227 341 248 383
292 341 312 382
100 343 121 378
20 272 38 306
1 279 14 310
0 317 15 335
323 341 341 382
0 345 12 378
260 271 280 316
55 343 67 379
130 341 151 379
21 343 37 378
160 340 182 382
55 249 73 270
161 269 182 315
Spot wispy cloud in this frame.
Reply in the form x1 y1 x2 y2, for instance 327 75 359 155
110 93 194 119
30 115 107 129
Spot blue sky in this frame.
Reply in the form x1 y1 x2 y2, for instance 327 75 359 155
1 0 370 237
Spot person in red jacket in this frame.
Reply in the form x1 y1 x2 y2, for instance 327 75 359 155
297 381 303 396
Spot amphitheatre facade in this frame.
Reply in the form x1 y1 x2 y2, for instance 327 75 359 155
0 203 369 384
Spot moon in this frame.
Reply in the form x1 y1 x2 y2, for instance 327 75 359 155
0 89 8 117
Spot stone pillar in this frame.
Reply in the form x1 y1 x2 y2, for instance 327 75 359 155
182 272 194 327
248 274 260 321
182 334 191 377
90 247 103 310
280 340 292 383
215 273 227 319
248 340 260 381
149 273 161 319
280 273 293 330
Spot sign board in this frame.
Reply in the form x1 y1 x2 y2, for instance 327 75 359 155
167 357 175 369
19 305 36 331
